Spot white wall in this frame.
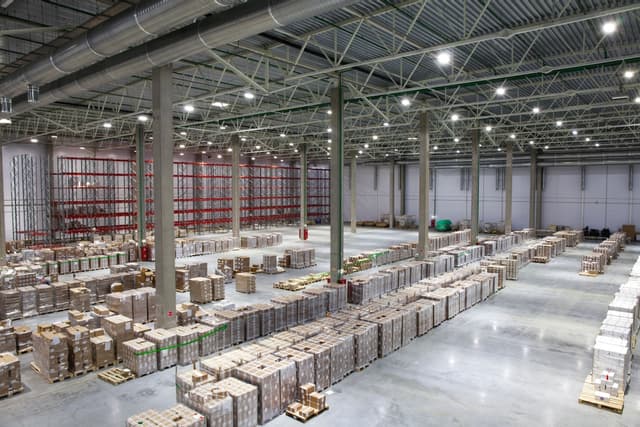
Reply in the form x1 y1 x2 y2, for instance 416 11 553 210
343 163 640 232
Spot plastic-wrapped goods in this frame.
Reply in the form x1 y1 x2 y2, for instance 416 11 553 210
105 292 133 319
15 325 32 353
0 289 21 320
19 286 37 317
190 277 213 304
201 354 239 381
161 404 207 427
0 321 15 353
176 369 215 405
209 274 226 301
186 384 234 427
144 328 178 369
336 321 378 369
122 338 157 377
52 282 69 310
69 287 91 313
232 359 282 424
251 303 274 337
292 340 331 392
256 337 290 352
215 310 246 345
214 377 259 427
35 284 55 314
198 316 231 351
236 306 260 342
274 348 315 398
175 326 200 366
309 332 354 384
235 273 256 294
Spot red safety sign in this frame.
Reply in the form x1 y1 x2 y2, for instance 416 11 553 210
167 311 173 317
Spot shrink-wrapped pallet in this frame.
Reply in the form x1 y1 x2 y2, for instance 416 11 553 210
236 306 260 341
161 404 207 427
0 352 21 395
274 347 315 398
105 292 133 318
19 286 37 317
215 310 245 345
0 289 21 320
144 328 178 369
336 320 378 369
102 314 134 358
176 369 215 405
201 354 238 381
214 377 259 427
52 282 69 310
69 287 91 313
175 325 200 366
186 384 233 427
252 303 274 337
89 328 115 368
65 325 91 374
190 277 213 304
32 329 68 381
122 338 157 377
209 274 226 301
232 359 282 424
14 325 32 353
35 284 54 314
292 340 331 391
125 289 148 324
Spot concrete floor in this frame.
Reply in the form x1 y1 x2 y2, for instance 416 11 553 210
1 226 638 426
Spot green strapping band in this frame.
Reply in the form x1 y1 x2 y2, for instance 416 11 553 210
133 324 228 356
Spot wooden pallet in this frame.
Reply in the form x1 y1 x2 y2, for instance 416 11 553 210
286 405 328 423
30 362 71 383
17 346 33 354
579 271 601 277
0 385 24 399
72 366 96 377
531 256 549 263
98 367 135 385
578 375 624 414
93 360 118 371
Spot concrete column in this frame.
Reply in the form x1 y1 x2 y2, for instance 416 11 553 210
504 141 513 234
389 161 395 228
399 164 406 216
299 144 308 236
350 156 356 233
151 64 175 329
529 150 537 229
0 147 5 264
329 82 344 283
470 128 480 244
417 111 430 260
194 153 205 234
135 124 146 249
536 166 543 229
231 134 240 242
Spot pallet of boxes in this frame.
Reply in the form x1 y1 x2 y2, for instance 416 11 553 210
286 383 329 422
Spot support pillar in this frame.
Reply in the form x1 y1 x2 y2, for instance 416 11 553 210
504 141 513 234
350 156 356 233
299 144 308 237
417 111 430 260
399 164 406 216
0 147 5 265
135 124 146 250
329 81 344 283
470 128 480 244
389 161 395 228
536 166 543 230
152 64 175 329
529 150 537 229
231 134 240 243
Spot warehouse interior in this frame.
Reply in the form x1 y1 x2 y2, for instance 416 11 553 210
0 1 639 426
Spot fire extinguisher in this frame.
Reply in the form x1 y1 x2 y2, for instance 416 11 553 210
299 224 309 240
140 245 149 261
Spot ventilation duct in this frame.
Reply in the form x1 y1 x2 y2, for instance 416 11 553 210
10 0 358 116
0 0 247 98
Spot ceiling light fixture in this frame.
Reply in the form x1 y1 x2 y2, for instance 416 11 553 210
602 21 617 35
364 143 369 148
179 144 185 148
184 104 194 112
211 102 229 108
217 154 222 159
103 122 112 129
454 137 460 143
624 70 635 79
510 134 516 139
451 113 460 121
436 51 451 65
383 122 389 127
227 147 232 152
137 115 148 122
0 118 11 124
255 145 261 150
372 135 378 140
496 87 506 96
556 120 563 127
572 129 578 135
532 107 540 114
585 137 591 142
207 141 213 145
179 152 184 156
219 125 227 130
485 126 492 132
544 145 549 150
529 140 534 145
30 138 38 143
243 92 255 100
400 98 411 107
434 146 438 150
595 143 600 147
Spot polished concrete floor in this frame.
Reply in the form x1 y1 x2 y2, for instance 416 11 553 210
1 227 638 426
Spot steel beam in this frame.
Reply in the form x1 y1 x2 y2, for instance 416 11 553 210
152 64 176 329
504 141 513 234
417 111 430 259
329 82 344 283
135 123 146 250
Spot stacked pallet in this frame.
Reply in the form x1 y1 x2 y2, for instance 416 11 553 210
19 286 37 317
144 328 178 370
185 383 234 427
263 255 279 274
190 277 213 304
102 315 134 359
175 326 200 366
89 328 115 368
291 339 332 391
176 269 190 292
0 352 21 396
127 404 206 427
69 287 91 312
52 282 69 310
176 370 215 405
65 325 92 374
122 338 157 377
209 274 226 301
215 310 246 345
284 248 316 269
15 325 32 353
235 273 256 294
234 256 251 273
0 289 20 319
32 326 69 382
214 377 259 427
35 284 54 314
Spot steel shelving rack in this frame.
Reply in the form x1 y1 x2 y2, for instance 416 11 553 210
48 156 330 242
